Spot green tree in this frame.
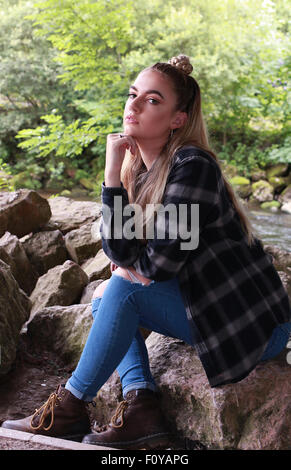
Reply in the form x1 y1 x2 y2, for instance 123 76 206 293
0 1 81 157
122 0 290 144
13 0 290 190
15 0 134 190
29 0 134 90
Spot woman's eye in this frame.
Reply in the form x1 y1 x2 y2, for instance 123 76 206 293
126 93 159 105
148 98 159 105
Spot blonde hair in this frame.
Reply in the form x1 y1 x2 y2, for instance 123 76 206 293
121 55 255 245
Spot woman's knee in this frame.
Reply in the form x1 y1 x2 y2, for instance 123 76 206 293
92 279 111 299
91 268 134 301
92 267 134 301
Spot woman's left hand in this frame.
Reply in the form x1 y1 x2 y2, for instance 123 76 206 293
105 133 137 186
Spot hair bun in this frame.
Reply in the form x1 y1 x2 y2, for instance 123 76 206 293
168 55 193 75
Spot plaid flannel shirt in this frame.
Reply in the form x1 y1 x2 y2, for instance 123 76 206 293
100 146 291 387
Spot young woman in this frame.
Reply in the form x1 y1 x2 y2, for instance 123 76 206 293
2 55 291 450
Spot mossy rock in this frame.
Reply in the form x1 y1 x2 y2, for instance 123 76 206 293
260 200 281 211
229 176 252 199
266 163 289 179
229 176 250 186
268 176 287 193
220 162 238 179
251 180 274 202
79 177 97 190
278 184 291 204
252 180 273 190
251 168 266 182
236 185 252 199
60 189 72 197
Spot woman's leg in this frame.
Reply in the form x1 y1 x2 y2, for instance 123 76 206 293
116 330 157 397
66 273 193 401
115 277 193 397
79 295 158 397
260 322 291 361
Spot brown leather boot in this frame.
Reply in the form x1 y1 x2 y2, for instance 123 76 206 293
1 384 91 441
82 389 171 449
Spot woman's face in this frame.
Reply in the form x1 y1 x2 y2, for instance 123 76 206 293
123 69 185 142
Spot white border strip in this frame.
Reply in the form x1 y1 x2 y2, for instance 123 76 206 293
0 427 117 450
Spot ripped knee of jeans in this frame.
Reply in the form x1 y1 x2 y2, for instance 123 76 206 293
92 296 102 319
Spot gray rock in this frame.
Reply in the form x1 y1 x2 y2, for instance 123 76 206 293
277 270 291 298
0 260 31 376
27 304 92 368
281 201 291 214
251 168 266 182
278 185 291 205
80 279 104 304
48 197 101 234
0 232 38 295
92 333 291 450
264 245 291 271
0 190 51 238
22 230 68 276
29 260 88 322
64 223 102 264
81 249 111 281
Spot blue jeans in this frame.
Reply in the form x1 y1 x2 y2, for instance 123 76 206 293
66 273 291 401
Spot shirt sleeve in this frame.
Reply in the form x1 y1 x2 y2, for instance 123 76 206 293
100 154 219 281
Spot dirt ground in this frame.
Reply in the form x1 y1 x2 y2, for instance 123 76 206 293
0 335 205 451
0 437 63 450
0 334 74 425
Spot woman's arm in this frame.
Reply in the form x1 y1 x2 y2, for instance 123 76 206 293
100 154 219 281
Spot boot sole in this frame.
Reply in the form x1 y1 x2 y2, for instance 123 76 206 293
60 433 88 443
1 426 89 444
82 432 172 450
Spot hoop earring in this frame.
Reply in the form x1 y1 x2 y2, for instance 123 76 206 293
170 129 174 139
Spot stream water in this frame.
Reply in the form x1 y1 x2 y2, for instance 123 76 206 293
249 209 291 253
40 190 291 252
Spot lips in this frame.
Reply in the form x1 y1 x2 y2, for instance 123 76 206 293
125 115 139 124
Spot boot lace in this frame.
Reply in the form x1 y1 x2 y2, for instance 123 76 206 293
110 400 128 428
30 392 61 431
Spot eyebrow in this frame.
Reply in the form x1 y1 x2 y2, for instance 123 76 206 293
129 85 165 100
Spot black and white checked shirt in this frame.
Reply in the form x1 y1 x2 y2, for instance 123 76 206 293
100 146 291 387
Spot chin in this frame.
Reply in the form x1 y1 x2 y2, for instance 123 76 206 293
124 128 137 137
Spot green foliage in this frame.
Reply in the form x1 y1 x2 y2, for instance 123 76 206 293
218 143 270 178
1 0 290 192
17 112 98 159
0 0 82 172
0 159 14 191
28 0 134 90
121 0 290 137
267 136 291 164
15 98 123 173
